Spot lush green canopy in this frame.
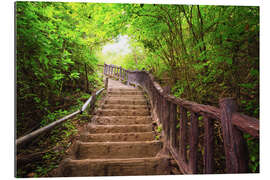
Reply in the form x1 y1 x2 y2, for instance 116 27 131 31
16 2 259 175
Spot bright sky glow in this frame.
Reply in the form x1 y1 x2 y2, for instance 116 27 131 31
102 35 131 55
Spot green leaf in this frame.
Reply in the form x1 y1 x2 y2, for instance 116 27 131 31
250 69 259 77
34 97 41 103
240 83 253 89
53 73 64 81
69 72 80 79
250 156 256 162
226 58 233 65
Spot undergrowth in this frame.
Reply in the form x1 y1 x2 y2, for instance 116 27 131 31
16 90 105 177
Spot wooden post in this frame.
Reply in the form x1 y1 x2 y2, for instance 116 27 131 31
219 98 249 173
118 66 120 81
104 63 107 75
162 97 170 154
179 106 187 162
110 64 112 75
105 77 108 90
110 64 112 76
162 86 171 152
154 89 158 121
88 91 96 115
157 93 162 122
169 102 177 149
189 112 198 173
203 116 214 174
117 66 120 79
120 66 122 80
110 64 113 76
126 71 130 86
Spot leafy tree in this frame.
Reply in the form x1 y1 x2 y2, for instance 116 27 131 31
16 2 106 136
16 2 259 174
95 4 259 172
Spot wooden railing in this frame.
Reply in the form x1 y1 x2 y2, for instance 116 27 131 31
16 88 105 147
103 63 259 174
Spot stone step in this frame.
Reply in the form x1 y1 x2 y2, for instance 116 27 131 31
106 97 146 101
87 124 153 133
79 132 155 142
101 104 149 110
96 109 150 116
108 91 144 96
105 99 147 105
92 116 152 125
73 141 162 160
108 88 140 92
107 95 146 100
57 157 169 177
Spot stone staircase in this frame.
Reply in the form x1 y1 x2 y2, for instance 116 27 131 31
56 85 172 177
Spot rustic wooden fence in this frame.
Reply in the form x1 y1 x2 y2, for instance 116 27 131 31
103 63 259 174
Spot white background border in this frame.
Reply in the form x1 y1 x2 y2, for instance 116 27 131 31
1 0 268 180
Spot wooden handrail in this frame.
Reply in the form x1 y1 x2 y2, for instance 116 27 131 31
80 88 104 112
16 88 104 147
103 63 259 174
104 64 259 137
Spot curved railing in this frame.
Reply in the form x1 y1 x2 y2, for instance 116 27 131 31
16 88 105 147
103 63 259 174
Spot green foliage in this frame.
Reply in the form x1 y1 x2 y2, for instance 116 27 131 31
96 4 258 172
62 120 78 138
244 133 259 172
156 125 162 133
16 2 104 136
69 72 80 79
40 109 68 127
172 81 185 98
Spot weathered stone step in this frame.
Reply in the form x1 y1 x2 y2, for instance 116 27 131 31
107 95 146 100
87 124 153 133
108 88 140 92
96 109 150 116
101 104 148 110
58 157 169 177
105 99 147 105
79 132 155 142
107 94 145 97
108 91 144 96
73 141 162 160
106 97 146 101
92 116 152 125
